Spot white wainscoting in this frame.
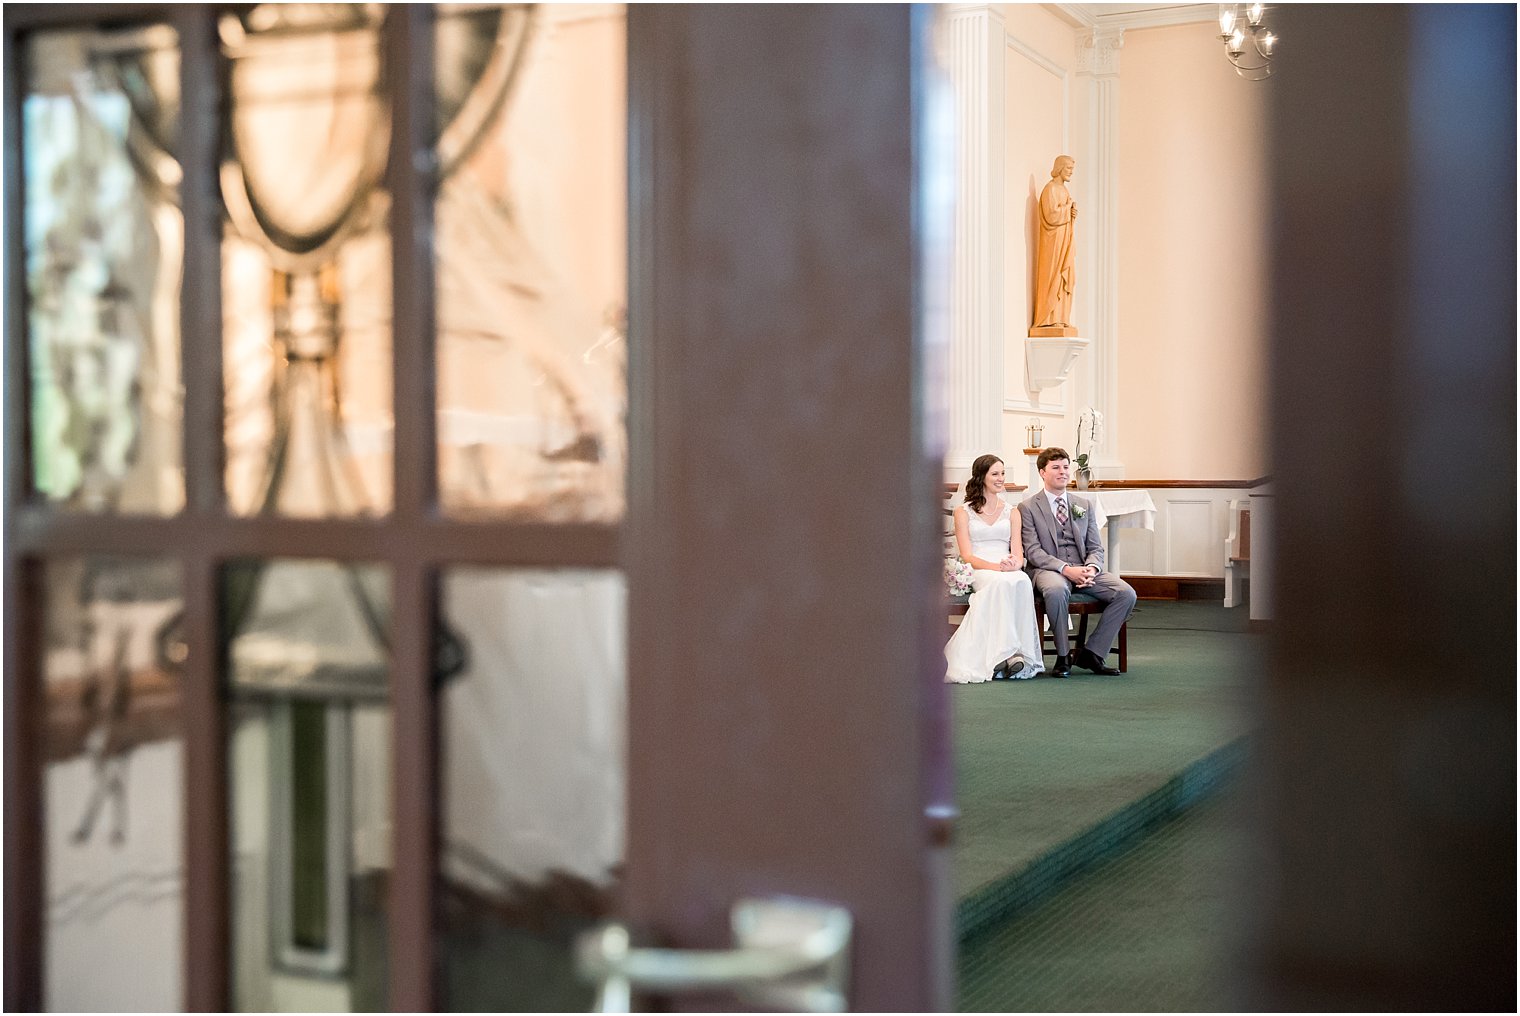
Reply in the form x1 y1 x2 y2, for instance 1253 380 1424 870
1110 488 1247 579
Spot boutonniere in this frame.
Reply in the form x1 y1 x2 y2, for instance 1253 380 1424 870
1071 504 1087 519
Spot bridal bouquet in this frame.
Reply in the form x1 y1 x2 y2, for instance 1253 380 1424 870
944 558 974 597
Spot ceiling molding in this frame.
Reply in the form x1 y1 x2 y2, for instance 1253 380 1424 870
1097 5 1215 30
540 2 623 27
1053 4 1216 33
1051 4 1098 29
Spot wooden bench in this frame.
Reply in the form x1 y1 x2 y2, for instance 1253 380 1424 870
1038 592 1127 672
1224 500 1251 608
947 591 1127 672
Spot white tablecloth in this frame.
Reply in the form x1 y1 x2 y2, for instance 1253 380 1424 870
1088 489 1156 575
1088 489 1157 532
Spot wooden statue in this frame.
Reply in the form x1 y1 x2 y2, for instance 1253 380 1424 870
1030 155 1078 336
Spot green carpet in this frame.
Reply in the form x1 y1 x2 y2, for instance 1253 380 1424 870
951 601 1259 933
956 787 1247 1012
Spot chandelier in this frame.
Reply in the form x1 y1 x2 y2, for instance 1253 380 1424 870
1217 3 1278 81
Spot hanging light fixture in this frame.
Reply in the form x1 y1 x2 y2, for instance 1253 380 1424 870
1218 3 1277 80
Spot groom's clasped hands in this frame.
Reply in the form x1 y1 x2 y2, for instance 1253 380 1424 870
1061 563 1099 588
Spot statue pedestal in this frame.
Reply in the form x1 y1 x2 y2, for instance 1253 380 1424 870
1025 334 1089 391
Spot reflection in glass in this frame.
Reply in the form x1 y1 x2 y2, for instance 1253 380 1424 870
440 569 626 1011
217 5 394 516
227 560 392 1011
23 28 184 514
437 5 628 521
214 5 561 517
42 557 184 1010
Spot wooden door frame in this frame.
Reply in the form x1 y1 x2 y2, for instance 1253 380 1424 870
624 6 951 1010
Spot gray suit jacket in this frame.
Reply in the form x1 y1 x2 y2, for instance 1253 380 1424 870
1020 490 1104 574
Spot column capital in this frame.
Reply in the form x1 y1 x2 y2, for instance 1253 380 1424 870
944 2 1006 21
1077 26 1125 77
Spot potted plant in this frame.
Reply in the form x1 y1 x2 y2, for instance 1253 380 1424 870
1073 407 1103 490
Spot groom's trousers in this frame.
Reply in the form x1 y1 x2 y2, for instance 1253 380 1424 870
1031 570 1137 658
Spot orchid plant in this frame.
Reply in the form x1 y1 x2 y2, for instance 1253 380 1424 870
1074 406 1104 476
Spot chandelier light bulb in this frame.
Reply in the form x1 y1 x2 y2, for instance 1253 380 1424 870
1218 1 1276 79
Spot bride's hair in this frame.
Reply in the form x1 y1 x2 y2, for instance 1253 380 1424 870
964 454 1003 514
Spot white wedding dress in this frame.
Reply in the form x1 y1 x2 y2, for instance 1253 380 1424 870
945 499 1044 683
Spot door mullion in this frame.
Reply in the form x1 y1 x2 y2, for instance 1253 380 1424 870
181 552 230 1010
388 2 438 527
12 507 621 566
387 560 439 1011
176 7 230 1009
179 5 226 519
385 5 440 1010
2 556 44 1011
3 15 42 1009
3 19 30 511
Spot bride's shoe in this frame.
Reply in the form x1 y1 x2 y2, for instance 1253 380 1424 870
993 657 1025 680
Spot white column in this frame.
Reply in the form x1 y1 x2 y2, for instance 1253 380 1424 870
1077 27 1124 476
945 4 1006 476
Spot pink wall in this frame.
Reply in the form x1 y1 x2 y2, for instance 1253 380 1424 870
1117 23 1268 479
997 3 1084 459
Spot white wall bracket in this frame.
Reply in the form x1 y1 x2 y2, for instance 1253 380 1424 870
1025 335 1089 391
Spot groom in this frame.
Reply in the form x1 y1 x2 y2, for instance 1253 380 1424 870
1021 447 1137 677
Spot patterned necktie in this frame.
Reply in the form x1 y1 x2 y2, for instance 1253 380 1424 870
1055 496 1068 526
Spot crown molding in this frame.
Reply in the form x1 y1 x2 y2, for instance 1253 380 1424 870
1098 5 1215 30
541 3 623 27
947 2 1006 18
1053 4 1215 33
1051 4 1098 29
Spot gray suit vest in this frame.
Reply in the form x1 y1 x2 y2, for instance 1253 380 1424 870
1053 499 1083 563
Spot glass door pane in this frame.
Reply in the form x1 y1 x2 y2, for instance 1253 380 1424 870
22 26 184 515
438 568 626 1011
225 560 392 1011
42 557 185 1010
219 5 394 518
436 4 627 521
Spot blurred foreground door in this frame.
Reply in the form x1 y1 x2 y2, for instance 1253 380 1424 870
4 4 952 1011
613 5 952 1011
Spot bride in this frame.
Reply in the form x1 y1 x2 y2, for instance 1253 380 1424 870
945 454 1045 683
